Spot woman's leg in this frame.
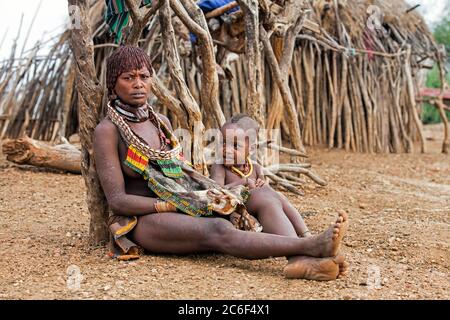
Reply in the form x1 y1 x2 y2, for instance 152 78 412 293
130 211 345 260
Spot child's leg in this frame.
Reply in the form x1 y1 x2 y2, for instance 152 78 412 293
245 190 297 236
255 185 310 237
277 191 311 237
248 185 310 237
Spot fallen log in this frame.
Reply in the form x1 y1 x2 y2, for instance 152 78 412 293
2 136 81 173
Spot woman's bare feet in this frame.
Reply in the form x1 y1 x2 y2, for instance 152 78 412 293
284 255 348 281
305 211 349 257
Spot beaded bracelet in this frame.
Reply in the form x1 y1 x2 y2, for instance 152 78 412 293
154 201 177 213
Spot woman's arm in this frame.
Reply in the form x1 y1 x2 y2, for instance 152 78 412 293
93 120 160 216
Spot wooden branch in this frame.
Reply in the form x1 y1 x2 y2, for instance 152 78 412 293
205 1 239 19
406 4 420 14
148 73 184 117
125 0 144 45
404 45 426 153
434 99 450 154
426 99 450 112
266 140 308 158
279 173 307 186
296 35 407 58
172 0 226 127
280 12 307 73
125 0 163 46
125 0 141 24
159 0 206 172
170 0 207 37
265 163 312 170
435 55 449 154
143 0 164 22
265 164 327 186
265 170 305 196
236 0 264 127
159 1 195 128
260 26 305 155
2 136 81 173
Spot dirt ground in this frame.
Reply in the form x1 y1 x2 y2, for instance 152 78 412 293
0 124 448 300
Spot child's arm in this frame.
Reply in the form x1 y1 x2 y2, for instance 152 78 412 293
254 162 265 180
253 163 267 188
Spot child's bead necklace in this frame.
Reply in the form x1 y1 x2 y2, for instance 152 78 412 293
231 157 253 178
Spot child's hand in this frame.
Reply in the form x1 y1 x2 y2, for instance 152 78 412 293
255 178 266 188
246 178 257 190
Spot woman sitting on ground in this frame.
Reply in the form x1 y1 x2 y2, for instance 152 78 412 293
93 46 349 281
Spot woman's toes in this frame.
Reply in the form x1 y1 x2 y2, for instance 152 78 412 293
339 261 349 275
333 254 345 264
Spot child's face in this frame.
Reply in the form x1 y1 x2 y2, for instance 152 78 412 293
221 126 249 167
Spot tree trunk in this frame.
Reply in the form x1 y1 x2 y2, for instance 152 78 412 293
68 0 109 244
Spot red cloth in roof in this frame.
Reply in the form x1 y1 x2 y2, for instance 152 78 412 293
420 88 450 100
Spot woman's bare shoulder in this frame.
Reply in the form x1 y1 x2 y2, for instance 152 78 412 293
157 113 172 130
94 118 119 146
95 118 117 135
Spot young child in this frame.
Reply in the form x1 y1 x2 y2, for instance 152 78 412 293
210 114 312 238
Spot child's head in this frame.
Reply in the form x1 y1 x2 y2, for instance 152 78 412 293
221 114 259 167
229 114 260 135
229 114 260 162
221 122 249 167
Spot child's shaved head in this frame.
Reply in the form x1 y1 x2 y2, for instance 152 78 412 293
228 113 260 133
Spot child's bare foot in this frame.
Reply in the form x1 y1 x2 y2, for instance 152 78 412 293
284 255 346 281
305 211 349 257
